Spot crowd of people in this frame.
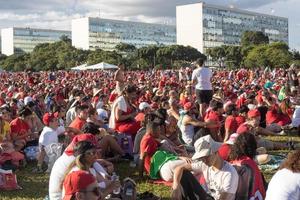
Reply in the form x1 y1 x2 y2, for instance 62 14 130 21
0 59 299 200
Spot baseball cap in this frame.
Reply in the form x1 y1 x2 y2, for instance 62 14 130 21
139 102 150 111
42 112 59 126
247 109 260 119
64 134 98 156
63 170 97 200
192 135 222 160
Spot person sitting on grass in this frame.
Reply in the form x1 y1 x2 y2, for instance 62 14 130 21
266 149 300 200
237 109 296 150
171 135 239 200
229 133 266 199
81 122 132 161
68 104 89 135
139 112 193 182
177 102 210 149
34 112 60 173
64 141 120 199
62 170 102 200
109 85 140 138
49 134 113 200
10 106 38 151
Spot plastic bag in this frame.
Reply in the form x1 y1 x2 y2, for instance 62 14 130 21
0 168 20 190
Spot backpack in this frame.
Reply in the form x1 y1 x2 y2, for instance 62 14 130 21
233 165 254 200
121 177 137 200
116 133 133 155
24 146 39 161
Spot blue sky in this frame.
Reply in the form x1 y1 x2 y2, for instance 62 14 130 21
0 0 299 51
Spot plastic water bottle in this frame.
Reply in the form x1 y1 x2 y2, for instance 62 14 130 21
111 172 120 194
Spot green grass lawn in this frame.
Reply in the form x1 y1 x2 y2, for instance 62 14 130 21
0 135 299 200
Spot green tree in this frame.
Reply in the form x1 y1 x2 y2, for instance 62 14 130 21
137 45 158 67
206 46 226 67
59 35 71 43
241 31 269 47
265 42 292 68
115 43 136 53
291 49 300 60
1 54 30 71
87 49 121 65
225 46 242 68
244 45 269 68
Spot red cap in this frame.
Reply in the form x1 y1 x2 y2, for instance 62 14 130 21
63 170 96 200
247 109 261 119
184 102 193 111
42 112 58 126
64 134 98 156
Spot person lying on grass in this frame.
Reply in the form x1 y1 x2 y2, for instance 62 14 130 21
139 112 192 182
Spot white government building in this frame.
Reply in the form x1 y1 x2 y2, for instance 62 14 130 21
1 27 71 56
176 2 288 54
72 17 176 51
1 2 289 58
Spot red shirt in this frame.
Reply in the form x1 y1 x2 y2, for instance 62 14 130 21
266 110 279 125
225 116 238 133
10 118 30 140
236 123 251 134
140 134 159 174
135 112 145 124
69 117 86 131
235 115 245 127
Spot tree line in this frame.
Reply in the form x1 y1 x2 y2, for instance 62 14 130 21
0 31 299 71
206 31 300 68
0 36 205 71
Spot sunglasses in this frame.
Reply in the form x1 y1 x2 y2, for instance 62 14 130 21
81 187 102 197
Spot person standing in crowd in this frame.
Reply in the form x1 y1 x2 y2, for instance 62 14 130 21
114 63 126 95
266 150 300 200
192 58 213 119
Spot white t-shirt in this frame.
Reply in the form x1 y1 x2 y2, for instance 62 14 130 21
109 96 127 129
49 153 75 200
191 161 239 200
192 67 212 90
39 126 58 147
266 168 300 200
49 153 109 200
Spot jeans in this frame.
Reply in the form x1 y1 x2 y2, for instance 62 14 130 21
180 170 214 200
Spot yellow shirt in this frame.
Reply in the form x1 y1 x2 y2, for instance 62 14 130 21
0 121 11 142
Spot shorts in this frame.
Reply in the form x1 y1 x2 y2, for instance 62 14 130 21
195 89 213 104
160 160 186 181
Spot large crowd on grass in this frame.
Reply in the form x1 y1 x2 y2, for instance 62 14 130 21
0 59 299 200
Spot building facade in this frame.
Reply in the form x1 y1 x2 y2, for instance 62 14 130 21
177 2 288 54
72 17 176 51
1 27 71 56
